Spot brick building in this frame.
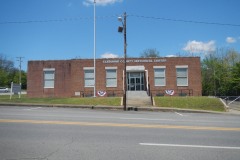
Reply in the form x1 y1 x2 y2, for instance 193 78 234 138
27 57 202 98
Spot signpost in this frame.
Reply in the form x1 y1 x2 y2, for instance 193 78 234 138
10 82 21 99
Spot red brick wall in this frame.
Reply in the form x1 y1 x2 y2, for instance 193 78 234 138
27 57 202 97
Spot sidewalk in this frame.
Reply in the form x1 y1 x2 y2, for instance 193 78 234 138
1 102 240 115
227 108 240 115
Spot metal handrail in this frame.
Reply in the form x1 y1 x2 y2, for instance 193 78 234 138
151 89 194 96
228 96 240 105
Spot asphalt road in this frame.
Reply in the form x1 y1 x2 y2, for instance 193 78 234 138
0 106 240 160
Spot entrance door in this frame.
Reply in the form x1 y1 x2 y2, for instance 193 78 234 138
130 78 135 91
129 77 141 91
127 72 144 91
136 77 141 90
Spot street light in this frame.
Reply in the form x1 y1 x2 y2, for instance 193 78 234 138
118 12 127 111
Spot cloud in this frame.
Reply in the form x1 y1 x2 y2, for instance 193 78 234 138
83 1 91 6
83 0 123 6
166 54 177 57
226 37 236 43
182 40 216 54
101 52 119 58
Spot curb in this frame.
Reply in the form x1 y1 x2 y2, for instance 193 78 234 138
0 103 123 110
0 102 236 115
128 106 227 114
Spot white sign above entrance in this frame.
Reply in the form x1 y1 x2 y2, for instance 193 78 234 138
103 58 167 64
127 66 145 71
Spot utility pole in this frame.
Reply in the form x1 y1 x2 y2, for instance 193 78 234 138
16 57 24 98
16 57 24 85
123 12 127 111
93 0 96 97
118 12 127 111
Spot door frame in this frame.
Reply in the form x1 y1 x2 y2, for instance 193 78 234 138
127 72 144 91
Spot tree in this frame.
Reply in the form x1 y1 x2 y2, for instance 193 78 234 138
231 62 240 95
140 48 160 58
0 54 13 87
0 54 27 89
201 48 240 96
201 54 217 96
0 55 13 69
0 69 8 87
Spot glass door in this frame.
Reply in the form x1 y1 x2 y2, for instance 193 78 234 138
136 77 141 91
130 78 135 91
127 72 145 91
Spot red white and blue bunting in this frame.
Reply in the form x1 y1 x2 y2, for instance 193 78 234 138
97 91 106 97
165 90 175 96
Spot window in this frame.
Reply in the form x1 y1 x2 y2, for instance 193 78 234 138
176 66 188 86
106 67 117 87
154 66 166 86
43 68 55 88
84 67 94 87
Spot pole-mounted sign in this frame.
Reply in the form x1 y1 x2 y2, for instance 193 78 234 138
10 82 21 99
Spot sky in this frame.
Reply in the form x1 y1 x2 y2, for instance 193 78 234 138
1 0 240 71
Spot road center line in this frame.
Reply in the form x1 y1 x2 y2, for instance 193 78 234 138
139 143 240 150
0 119 240 131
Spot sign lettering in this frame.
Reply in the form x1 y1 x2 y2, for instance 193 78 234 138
103 59 166 64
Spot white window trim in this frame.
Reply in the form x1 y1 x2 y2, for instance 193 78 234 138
43 68 55 71
105 66 117 69
153 66 166 69
176 65 188 68
84 68 94 87
43 68 55 89
176 67 188 86
84 67 94 70
106 68 117 87
154 66 166 86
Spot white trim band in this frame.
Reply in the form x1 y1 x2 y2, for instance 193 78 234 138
176 65 188 68
153 66 166 69
84 67 94 70
105 66 118 69
43 68 55 71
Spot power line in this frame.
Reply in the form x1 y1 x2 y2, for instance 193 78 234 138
0 15 117 25
0 17 91 25
1 14 240 27
129 14 240 27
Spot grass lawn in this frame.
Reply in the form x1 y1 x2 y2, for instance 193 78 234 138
0 95 122 106
154 96 225 112
0 95 226 112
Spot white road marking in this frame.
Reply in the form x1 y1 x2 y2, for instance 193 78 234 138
139 143 240 150
24 107 42 111
175 112 184 116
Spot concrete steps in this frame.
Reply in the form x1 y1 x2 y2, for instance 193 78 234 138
126 91 152 107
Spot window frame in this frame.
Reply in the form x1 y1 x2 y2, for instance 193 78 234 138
84 67 94 87
105 67 117 87
43 68 55 88
176 65 188 86
153 66 166 86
